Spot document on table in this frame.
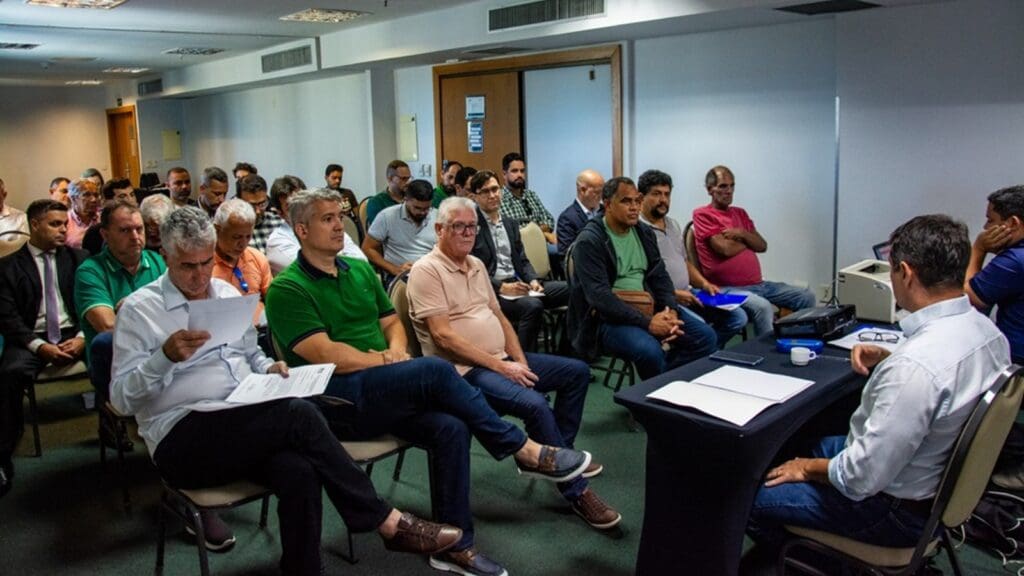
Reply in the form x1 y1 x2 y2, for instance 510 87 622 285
500 290 545 301
226 363 335 404
646 365 814 426
829 326 904 353
187 294 259 357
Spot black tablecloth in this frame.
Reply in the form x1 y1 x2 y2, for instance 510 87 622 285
615 336 865 576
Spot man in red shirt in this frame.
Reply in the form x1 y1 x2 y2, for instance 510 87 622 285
692 165 816 336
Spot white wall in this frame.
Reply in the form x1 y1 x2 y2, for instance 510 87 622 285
394 64 438 183
524 64 614 216
633 19 838 292
180 72 376 198
0 86 111 210
835 0 1024 267
136 98 186 181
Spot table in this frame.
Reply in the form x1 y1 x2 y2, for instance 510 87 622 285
614 336 865 576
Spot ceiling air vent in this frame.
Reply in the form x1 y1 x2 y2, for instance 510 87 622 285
489 0 604 32
0 43 40 50
261 45 312 74
137 78 163 97
776 1 879 16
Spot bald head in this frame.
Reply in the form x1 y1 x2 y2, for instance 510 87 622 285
575 169 605 212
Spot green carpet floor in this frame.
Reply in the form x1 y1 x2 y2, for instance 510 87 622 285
0 373 1017 575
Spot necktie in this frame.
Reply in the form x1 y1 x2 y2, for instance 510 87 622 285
43 252 61 344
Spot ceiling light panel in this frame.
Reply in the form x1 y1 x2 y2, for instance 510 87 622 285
64 79 104 85
26 0 128 8
163 47 225 56
103 66 149 73
280 8 369 23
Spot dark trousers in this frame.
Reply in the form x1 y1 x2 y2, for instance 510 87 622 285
498 280 569 353
153 398 391 576
322 356 528 551
463 353 591 501
88 332 114 404
597 305 718 380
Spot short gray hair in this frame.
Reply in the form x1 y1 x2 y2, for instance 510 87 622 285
139 194 173 225
67 178 97 199
437 196 476 226
201 166 229 188
288 188 342 228
160 206 216 257
213 198 255 227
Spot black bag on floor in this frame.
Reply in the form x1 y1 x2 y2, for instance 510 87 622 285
951 489 1024 569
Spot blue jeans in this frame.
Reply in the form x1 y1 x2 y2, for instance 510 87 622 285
463 353 591 501
322 356 528 551
680 303 748 348
723 281 817 336
89 332 114 403
748 436 928 548
597 305 718 380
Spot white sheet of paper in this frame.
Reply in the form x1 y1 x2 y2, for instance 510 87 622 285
226 363 335 405
829 326 904 353
647 380 778 426
695 365 815 402
499 290 545 301
187 294 259 357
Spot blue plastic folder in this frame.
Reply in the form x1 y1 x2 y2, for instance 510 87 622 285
694 291 748 310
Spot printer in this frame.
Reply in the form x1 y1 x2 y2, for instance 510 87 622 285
838 259 904 324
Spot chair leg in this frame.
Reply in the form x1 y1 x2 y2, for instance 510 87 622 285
115 418 131 513
26 383 41 457
183 501 211 576
602 357 618 389
156 492 168 572
942 529 965 576
392 448 406 482
259 495 270 528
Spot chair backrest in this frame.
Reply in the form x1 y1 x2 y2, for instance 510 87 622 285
564 242 577 284
519 221 550 279
357 197 370 237
683 221 702 274
0 229 29 259
940 364 1024 527
343 214 360 247
387 277 422 358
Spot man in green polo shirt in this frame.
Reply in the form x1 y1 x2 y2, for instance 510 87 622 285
75 202 165 419
432 159 462 207
364 159 411 228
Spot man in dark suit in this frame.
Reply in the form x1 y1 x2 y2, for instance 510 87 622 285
556 169 604 256
468 170 569 353
0 199 89 497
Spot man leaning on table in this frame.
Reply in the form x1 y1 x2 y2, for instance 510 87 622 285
743 214 1010 569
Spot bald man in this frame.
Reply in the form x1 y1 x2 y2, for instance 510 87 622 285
556 170 605 256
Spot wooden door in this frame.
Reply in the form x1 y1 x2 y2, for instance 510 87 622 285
437 72 521 176
106 105 140 186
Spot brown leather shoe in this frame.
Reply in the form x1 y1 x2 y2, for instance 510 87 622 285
382 512 462 555
582 460 603 479
572 488 622 530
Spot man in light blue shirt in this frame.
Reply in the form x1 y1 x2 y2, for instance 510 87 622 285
362 179 437 279
746 214 1011 554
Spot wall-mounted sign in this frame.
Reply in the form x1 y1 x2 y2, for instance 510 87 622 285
465 95 485 120
468 121 483 153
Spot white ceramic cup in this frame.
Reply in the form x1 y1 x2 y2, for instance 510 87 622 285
790 347 817 366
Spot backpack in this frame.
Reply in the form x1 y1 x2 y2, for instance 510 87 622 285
951 489 1024 574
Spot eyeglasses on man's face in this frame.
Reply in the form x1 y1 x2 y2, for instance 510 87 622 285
857 331 900 344
448 222 480 236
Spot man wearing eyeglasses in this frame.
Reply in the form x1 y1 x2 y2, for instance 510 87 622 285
237 174 283 254
744 215 1010 565
65 178 102 249
692 165 816 336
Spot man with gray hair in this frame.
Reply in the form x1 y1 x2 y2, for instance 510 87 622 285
211 199 272 326
111 206 462 573
197 167 229 219
65 178 102 249
266 188 592 576
139 193 173 252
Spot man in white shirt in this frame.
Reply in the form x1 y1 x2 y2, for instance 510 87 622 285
0 178 28 256
110 206 460 574
745 214 1011 555
266 179 365 275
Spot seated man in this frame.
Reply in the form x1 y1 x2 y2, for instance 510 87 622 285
468 170 569 353
408 196 620 530
499 152 561 275
363 179 437 279
567 177 716 380
211 199 272 325
0 200 88 497
82 178 137 255
166 167 194 210
139 193 174 252
111 207 461 576
365 159 412 228
196 167 229 219
692 165 816 336
324 163 362 243
232 161 256 181
0 178 28 258
266 179 365 275
453 166 477 198
65 178 101 249
266 188 591 576
48 177 70 208
236 174 284 254
75 201 165 446
745 215 1010 561
638 169 746 346
557 169 604 256
432 159 462 207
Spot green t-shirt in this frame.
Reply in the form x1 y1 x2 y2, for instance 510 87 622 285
74 248 166 364
604 221 647 291
266 253 394 368
431 186 450 208
365 190 399 228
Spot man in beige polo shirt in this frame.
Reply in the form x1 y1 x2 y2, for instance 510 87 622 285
407 196 621 531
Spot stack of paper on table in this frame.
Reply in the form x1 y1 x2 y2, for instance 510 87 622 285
646 365 815 426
